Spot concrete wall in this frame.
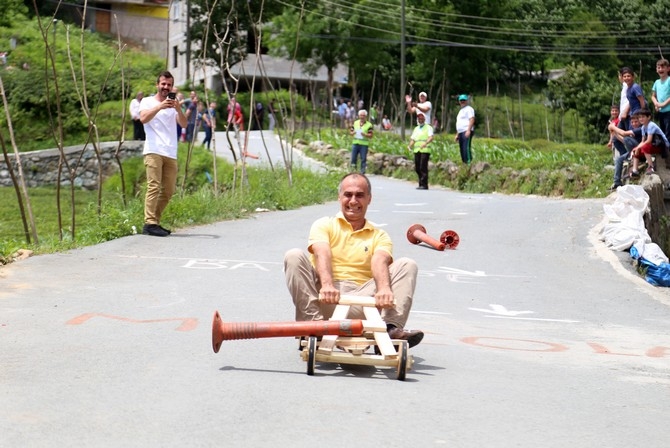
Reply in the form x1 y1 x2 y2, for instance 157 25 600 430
0 141 144 190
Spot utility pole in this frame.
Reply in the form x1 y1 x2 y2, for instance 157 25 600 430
400 0 406 139
186 0 191 83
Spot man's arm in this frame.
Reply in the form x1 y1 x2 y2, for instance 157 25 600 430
371 250 394 308
311 242 339 303
638 94 646 110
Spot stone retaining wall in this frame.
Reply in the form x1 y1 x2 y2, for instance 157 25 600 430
0 141 144 190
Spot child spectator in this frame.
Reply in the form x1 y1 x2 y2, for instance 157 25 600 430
609 113 642 190
620 67 646 127
381 115 392 131
606 104 621 160
652 58 670 140
627 108 669 178
617 70 629 130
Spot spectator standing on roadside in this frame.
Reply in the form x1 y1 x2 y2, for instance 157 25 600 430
618 70 630 131
139 71 187 237
337 99 347 129
455 94 475 164
607 104 621 160
200 102 213 150
349 109 374 174
609 112 642 190
407 111 434 190
405 91 432 125
185 91 198 143
620 67 646 130
652 58 670 140
129 91 145 140
252 101 264 131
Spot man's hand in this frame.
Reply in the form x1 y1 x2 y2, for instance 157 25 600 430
374 288 394 309
318 285 340 304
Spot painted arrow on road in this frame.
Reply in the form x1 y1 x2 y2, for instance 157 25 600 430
469 304 535 317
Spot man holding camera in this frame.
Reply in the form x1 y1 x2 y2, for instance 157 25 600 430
139 71 188 237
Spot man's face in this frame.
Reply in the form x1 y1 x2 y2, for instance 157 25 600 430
622 72 634 86
419 94 427 102
417 114 426 124
338 176 371 224
156 76 174 99
358 113 366 122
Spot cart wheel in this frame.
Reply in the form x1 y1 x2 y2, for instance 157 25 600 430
306 336 317 376
396 341 408 381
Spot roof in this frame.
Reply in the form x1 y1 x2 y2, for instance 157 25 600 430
228 54 348 84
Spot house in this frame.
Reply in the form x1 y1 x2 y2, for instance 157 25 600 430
74 0 347 98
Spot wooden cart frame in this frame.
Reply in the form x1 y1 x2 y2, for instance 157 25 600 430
299 295 414 381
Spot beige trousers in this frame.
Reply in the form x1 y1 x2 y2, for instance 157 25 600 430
283 248 418 329
143 154 178 225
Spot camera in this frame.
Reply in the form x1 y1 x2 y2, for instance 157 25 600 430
167 92 176 100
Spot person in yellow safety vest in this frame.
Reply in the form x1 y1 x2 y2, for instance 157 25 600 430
349 109 374 174
407 111 434 190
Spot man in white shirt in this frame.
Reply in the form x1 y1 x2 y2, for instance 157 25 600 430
129 91 145 140
455 94 475 164
139 71 188 237
405 91 432 125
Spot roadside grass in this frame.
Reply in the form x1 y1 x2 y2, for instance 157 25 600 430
0 147 341 263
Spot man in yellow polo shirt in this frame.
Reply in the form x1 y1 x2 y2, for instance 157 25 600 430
284 173 424 347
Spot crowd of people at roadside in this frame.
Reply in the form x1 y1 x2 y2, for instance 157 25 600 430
606 61 670 191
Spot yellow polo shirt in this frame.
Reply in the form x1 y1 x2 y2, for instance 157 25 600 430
308 212 393 284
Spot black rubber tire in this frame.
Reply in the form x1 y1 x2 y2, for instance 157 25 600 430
396 341 408 381
307 336 317 376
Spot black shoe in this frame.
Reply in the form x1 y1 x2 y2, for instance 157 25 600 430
609 183 621 191
416 186 428 190
142 224 169 237
388 326 424 348
158 225 172 235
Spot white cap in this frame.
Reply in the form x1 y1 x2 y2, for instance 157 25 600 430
419 91 427 98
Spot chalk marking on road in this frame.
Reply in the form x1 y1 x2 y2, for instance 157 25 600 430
392 210 434 214
394 203 428 206
469 304 534 317
66 313 198 331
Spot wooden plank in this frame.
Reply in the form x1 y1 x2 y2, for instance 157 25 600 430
319 304 350 351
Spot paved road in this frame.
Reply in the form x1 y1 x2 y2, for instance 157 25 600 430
1 133 669 447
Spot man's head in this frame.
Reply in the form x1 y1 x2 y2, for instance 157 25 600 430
610 104 620 118
416 111 426 124
358 109 368 122
155 71 174 100
338 173 372 226
635 108 652 124
657 59 669 75
621 67 635 85
458 94 469 105
419 91 427 101
136 91 144 100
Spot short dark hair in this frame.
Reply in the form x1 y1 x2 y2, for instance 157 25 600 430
611 104 620 110
620 67 634 76
156 70 174 83
657 59 669 67
636 108 652 117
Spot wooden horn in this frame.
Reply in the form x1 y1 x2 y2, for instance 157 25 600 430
211 310 365 353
